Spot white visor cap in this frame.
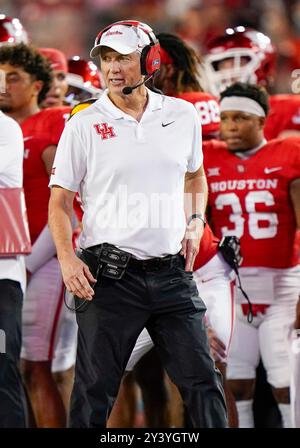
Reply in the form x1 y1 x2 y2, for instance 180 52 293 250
90 24 150 58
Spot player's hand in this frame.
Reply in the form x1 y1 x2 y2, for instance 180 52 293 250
207 326 226 362
59 252 97 300
181 219 204 271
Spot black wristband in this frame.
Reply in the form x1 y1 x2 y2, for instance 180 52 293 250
187 213 206 227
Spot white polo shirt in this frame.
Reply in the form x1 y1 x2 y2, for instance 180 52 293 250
0 111 26 291
50 88 202 259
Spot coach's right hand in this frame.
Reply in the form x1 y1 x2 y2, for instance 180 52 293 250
59 252 97 300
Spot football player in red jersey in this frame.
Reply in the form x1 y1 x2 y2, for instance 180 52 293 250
0 43 75 427
204 82 300 427
204 26 300 140
39 48 69 109
108 32 237 428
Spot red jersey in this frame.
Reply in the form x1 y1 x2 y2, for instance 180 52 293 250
203 137 300 268
264 94 300 140
22 106 70 243
177 91 220 139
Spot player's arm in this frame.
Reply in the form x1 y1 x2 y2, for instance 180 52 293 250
41 145 57 176
49 186 96 300
26 144 67 278
25 224 56 276
25 145 57 281
290 178 300 229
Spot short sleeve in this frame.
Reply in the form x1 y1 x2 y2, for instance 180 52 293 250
187 106 203 173
49 120 87 192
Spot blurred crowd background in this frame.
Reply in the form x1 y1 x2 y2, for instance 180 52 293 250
1 0 300 94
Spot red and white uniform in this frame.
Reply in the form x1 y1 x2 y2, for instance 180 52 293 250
204 137 300 389
21 107 77 371
204 137 299 268
264 94 300 141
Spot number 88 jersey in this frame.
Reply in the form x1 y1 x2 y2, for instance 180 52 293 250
203 137 300 268
176 92 220 139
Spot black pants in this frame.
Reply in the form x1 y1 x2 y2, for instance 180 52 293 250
0 279 27 427
69 255 228 428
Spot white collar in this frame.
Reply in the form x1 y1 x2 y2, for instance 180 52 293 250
95 87 163 120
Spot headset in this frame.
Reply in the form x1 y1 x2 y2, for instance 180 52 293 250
92 20 161 77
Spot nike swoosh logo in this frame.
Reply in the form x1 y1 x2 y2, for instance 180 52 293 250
264 167 282 174
162 121 175 127
23 136 33 142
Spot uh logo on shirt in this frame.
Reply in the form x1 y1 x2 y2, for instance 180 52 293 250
94 122 116 140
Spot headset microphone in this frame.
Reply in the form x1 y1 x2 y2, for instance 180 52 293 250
122 79 145 95
122 73 156 95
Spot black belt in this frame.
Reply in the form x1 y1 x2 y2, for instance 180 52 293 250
87 243 181 272
128 253 181 271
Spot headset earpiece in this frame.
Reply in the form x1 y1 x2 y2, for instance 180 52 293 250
141 42 161 76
